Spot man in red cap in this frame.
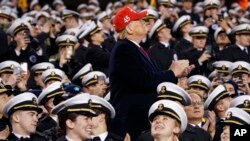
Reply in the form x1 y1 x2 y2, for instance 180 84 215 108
109 6 194 140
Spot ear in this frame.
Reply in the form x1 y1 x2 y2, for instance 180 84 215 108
125 24 133 35
66 119 75 129
98 113 106 123
215 103 224 112
12 112 20 123
173 125 181 134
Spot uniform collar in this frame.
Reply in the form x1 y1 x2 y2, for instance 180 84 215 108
12 132 30 139
91 131 108 141
160 41 170 48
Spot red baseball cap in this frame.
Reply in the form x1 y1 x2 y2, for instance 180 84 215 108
113 6 147 32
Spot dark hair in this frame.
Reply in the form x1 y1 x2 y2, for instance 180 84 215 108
58 112 79 133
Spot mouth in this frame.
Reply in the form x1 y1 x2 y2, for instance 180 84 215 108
154 124 164 130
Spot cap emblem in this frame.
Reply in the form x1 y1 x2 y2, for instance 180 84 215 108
222 65 226 70
32 97 37 105
157 103 164 111
198 79 202 84
66 38 70 43
10 64 14 69
244 100 250 107
226 111 232 119
94 74 98 79
51 71 56 76
88 99 93 107
238 65 242 70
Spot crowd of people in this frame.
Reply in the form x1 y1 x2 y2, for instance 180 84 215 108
0 0 250 141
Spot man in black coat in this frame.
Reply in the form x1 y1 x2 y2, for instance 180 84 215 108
148 19 177 71
216 23 250 63
3 93 47 141
79 21 110 76
180 26 212 76
109 6 194 141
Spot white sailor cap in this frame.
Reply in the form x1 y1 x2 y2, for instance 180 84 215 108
51 93 96 116
61 9 79 20
232 23 250 35
31 62 55 75
82 71 106 87
208 70 217 80
90 95 115 118
89 0 99 6
72 63 93 82
53 0 64 6
143 9 158 20
230 95 250 114
77 4 87 12
64 26 81 36
148 19 167 39
173 15 192 33
214 27 226 40
55 34 78 47
189 26 209 37
21 16 34 23
148 99 187 133
41 4 51 11
3 92 42 118
97 11 110 22
212 61 233 74
224 107 250 125
28 10 38 17
0 60 20 74
38 81 65 105
7 18 32 36
204 85 230 110
203 0 220 10
78 21 101 41
41 68 65 84
113 1 123 8
156 82 191 106
193 6 203 14
80 12 95 19
187 75 211 91
230 61 250 75
30 0 39 10
35 11 50 21
239 17 250 24
158 0 177 7
0 6 13 20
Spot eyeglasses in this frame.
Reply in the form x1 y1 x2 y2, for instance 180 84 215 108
191 101 203 106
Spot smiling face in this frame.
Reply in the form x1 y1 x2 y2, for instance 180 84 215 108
151 114 180 139
69 115 93 140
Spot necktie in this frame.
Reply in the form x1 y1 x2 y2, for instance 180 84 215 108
93 136 101 141
139 47 150 60
20 137 31 141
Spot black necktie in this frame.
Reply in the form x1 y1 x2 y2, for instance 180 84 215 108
93 136 101 141
19 137 31 141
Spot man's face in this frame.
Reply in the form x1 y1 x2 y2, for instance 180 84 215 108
157 27 172 42
13 110 39 135
92 31 105 45
236 34 250 47
14 30 29 43
129 19 148 37
184 94 204 121
193 37 206 49
86 80 107 97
